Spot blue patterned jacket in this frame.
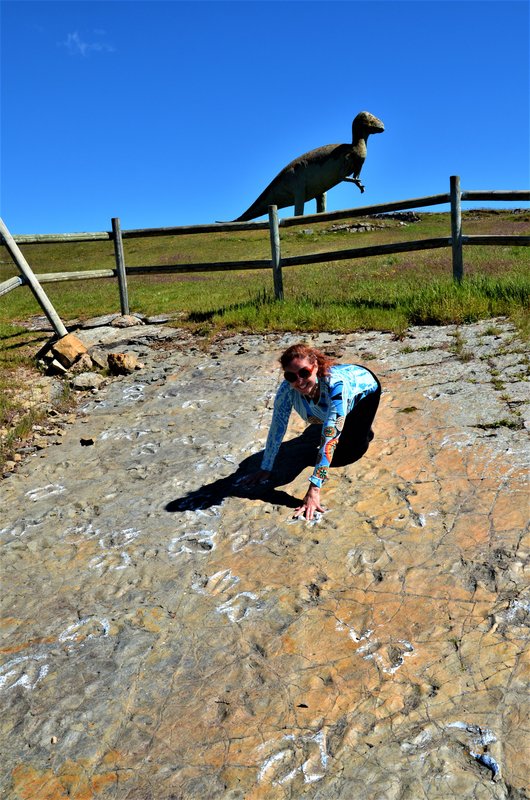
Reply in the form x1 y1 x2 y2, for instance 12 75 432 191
261 364 379 487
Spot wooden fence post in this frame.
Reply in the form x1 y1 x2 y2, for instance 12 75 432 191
112 217 130 315
0 217 68 338
450 175 463 281
268 205 284 300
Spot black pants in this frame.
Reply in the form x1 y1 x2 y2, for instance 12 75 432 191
331 371 381 468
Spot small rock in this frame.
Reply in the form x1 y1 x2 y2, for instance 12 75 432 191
69 353 94 375
108 353 139 375
51 333 88 368
50 736 58 745
80 437 95 447
88 348 108 369
111 315 144 328
71 373 105 391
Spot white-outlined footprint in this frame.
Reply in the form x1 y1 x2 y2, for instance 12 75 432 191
0 654 49 692
216 592 263 623
168 530 216 556
257 730 328 786
192 569 240 596
25 484 66 503
58 617 110 644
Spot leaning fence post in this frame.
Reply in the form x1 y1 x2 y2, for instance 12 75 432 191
0 217 68 338
268 205 283 300
450 175 463 281
112 217 130 315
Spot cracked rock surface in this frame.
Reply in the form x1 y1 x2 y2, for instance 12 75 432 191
1 319 528 799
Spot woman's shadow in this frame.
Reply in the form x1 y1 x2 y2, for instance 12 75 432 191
165 425 368 513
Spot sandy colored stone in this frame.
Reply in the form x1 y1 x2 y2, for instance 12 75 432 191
110 314 143 328
51 333 87 368
68 352 94 375
107 352 139 375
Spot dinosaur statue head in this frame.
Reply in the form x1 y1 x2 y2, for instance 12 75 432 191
352 111 385 140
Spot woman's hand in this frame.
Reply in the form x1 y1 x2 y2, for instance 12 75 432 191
238 469 271 488
294 484 325 520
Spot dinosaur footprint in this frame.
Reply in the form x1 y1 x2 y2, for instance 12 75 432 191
98 528 141 548
193 569 264 623
58 616 110 645
168 530 216 556
0 655 49 692
229 526 271 553
122 384 145 403
335 616 415 674
257 730 328 786
25 484 66 503
192 569 240 596
132 441 160 457
87 528 141 573
217 592 263 623
356 636 415 674
89 550 133 573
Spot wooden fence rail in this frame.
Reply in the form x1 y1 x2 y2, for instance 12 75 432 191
7 189 529 244
1 177 529 316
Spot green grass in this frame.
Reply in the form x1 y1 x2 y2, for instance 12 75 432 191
1 210 528 336
1 210 528 334
183 273 529 338
0 209 528 465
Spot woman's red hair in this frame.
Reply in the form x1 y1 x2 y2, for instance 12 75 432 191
280 343 336 378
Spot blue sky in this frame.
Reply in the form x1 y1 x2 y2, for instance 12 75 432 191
1 0 529 234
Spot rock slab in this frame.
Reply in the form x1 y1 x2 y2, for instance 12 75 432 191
0 320 528 799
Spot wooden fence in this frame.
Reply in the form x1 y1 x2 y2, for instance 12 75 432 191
1 176 529 326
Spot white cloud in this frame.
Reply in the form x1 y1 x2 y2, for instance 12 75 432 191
60 31 115 57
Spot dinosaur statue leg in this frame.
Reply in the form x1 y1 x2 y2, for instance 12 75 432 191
293 185 305 217
316 193 327 213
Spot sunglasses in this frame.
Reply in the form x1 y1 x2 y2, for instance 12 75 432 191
284 367 314 383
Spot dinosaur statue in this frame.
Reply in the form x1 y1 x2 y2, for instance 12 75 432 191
233 111 384 221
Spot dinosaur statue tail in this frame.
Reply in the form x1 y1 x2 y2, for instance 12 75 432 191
214 212 258 224
233 211 257 222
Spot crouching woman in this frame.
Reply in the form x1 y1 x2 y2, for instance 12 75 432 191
244 343 382 520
